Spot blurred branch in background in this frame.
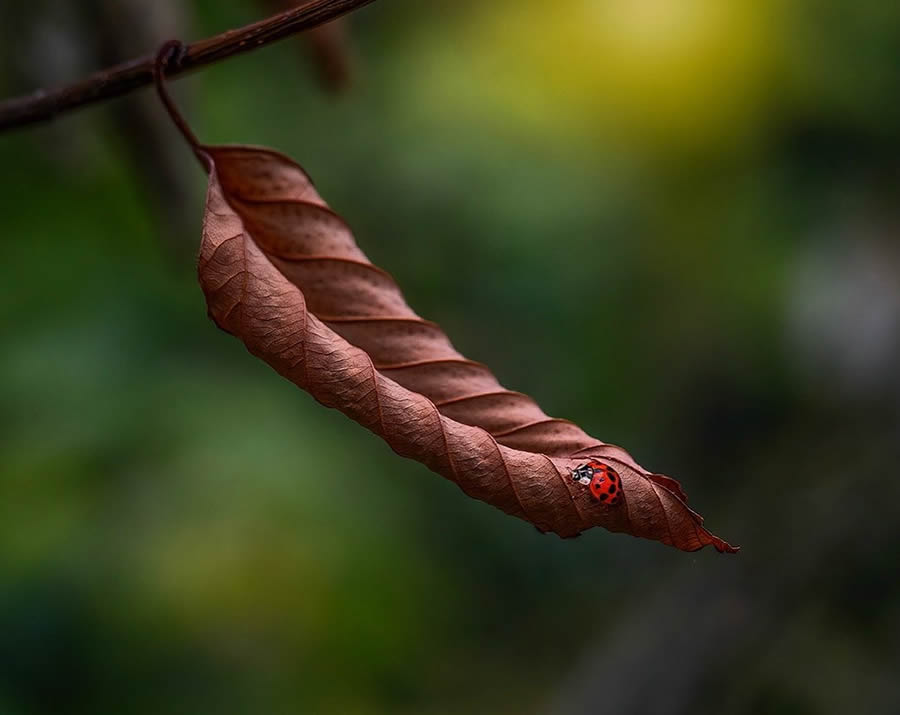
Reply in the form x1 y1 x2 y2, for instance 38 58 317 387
259 0 353 91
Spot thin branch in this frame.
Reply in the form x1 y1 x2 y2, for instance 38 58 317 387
153 40 208 171
0 0 377 133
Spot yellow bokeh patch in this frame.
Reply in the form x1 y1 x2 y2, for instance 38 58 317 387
414 0 784 154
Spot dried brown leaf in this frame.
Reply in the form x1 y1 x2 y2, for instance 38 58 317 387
197 144 738 553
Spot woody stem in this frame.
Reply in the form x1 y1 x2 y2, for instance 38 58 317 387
0 0 377 133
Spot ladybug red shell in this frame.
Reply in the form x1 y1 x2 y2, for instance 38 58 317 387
571 460 622 505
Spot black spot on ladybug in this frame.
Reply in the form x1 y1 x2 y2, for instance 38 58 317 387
608 484 616 493
609 472 617 482
599 493 608 501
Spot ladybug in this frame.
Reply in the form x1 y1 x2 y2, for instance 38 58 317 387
571 460 622 505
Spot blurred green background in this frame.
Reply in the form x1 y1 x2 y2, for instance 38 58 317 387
2 1 900 713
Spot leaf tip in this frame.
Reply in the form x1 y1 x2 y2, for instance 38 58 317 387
710 535 740 554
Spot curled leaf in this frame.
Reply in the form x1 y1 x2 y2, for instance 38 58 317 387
197 145 737 553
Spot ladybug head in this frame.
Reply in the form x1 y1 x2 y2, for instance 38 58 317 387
571 463 594 485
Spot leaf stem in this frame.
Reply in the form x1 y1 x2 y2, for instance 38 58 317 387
153 41 209 171
0 0 377 133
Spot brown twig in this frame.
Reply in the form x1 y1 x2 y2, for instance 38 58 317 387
0 0 376 133
152 40 210 173
153 42 200 153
